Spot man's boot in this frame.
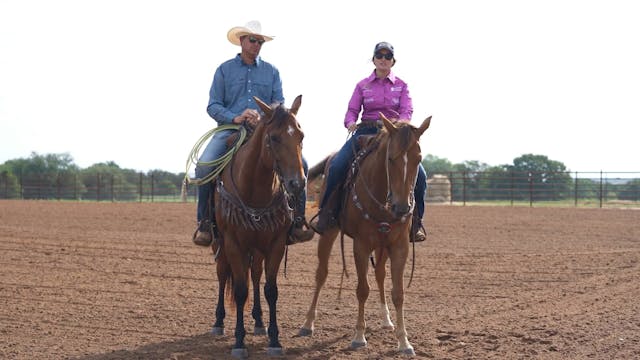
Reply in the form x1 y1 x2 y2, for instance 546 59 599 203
287 217 315 245
410 214 426 243
193 211 220 247
193 220 213 246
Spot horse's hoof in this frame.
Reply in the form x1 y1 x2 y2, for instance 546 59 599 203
231 347 248 359
298 327 313 337
211 326 224 336
350 340 367 349
254 326 266 335
382 324 395 330
266 347 284 356
400 346 415 356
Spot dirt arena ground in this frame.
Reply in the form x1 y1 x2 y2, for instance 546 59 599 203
1 200 639 359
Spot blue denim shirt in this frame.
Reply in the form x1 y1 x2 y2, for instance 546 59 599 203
206 54 284 125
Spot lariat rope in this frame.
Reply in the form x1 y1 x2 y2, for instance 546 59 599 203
181 124 247 200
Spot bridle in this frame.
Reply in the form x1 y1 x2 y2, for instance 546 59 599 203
349 131 416 233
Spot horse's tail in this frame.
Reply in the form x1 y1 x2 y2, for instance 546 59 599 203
224 271 234 303
308 155 332 182
224 265 253 312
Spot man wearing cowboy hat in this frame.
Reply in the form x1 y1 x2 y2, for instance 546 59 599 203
193 20 315 247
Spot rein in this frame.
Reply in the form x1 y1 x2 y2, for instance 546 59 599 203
347 128 417 288
349 135 413 229
217 124 294 232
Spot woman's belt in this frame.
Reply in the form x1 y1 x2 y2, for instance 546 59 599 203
357 120 382 129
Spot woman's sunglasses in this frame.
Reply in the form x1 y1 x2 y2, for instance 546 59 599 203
375 52 394 60
248 36 265 45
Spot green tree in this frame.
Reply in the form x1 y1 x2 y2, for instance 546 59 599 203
4 152 83 199
617 179 640 201
422 154 453 175
147 169 181 199
507 154 572 201
82 162 137 201
478 165 511 201
450 160 490 201
0 165 20 198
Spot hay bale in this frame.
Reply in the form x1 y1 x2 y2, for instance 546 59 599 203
426 174 451 203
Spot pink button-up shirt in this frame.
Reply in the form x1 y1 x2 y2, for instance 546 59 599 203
344 70 413 128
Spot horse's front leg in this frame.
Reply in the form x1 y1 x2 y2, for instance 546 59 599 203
251 255 266 335
390 240 414 355
212 259 227 335
299 227 340 336
231 276 249 358
374 249 394 330
263 242 285 356
226 242 250 358
351 238 371 349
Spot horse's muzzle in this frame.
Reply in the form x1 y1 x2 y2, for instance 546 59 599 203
390 203 411 219
284 177 305 199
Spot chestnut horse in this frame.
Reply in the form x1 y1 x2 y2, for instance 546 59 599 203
211 95 308 358
299 114 431 355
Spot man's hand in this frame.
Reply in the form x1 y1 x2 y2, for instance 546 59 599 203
234 109 261 126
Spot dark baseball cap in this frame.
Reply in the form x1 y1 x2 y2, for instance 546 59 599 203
373 42 394 55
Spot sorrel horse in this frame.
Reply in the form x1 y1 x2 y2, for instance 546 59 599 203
299 114 431 355
211 95 308 358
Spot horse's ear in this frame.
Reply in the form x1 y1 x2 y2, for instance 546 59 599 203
416 116 432 137
379 112 396 132
290 95 302 115
253 96 273 117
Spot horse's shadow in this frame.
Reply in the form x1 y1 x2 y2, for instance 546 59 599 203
70 331 349 360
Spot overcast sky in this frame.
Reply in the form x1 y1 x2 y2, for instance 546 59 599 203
1 0 639 175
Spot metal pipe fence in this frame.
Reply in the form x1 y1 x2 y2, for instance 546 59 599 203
427 171 640 208
1 171 639 208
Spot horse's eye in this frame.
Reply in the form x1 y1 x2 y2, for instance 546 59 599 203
269 135 281 144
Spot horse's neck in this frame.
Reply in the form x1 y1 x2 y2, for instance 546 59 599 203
228 128 279 204
358 140 390 199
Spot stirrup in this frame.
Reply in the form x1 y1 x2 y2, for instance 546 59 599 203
309 207 337 235
287 219 315 245
192 220 217 247
410 219 426 243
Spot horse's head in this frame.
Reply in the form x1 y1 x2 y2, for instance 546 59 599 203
377 113 431 219
253 95 307 198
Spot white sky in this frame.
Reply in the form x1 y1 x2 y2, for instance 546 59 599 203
1 0 639 174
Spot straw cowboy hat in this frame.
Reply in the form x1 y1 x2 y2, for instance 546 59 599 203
227 20 274 46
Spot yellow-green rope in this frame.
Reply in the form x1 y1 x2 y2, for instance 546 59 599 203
183 124 247 187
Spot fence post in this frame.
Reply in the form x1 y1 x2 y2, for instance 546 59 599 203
528 172 533 207
574 171 578 207
448 172 453 205
151 173 155 203
510 171 514 206
599 171 603 208
139 173 143 202
111 174 115 202
462 171 467 206
97 173 101 202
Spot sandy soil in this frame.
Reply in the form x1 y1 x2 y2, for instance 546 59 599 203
1 200 639 359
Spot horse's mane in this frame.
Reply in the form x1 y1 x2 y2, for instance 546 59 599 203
271 104 290 127
374 122 416 156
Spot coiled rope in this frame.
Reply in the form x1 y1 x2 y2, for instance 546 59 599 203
181 124 247 200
